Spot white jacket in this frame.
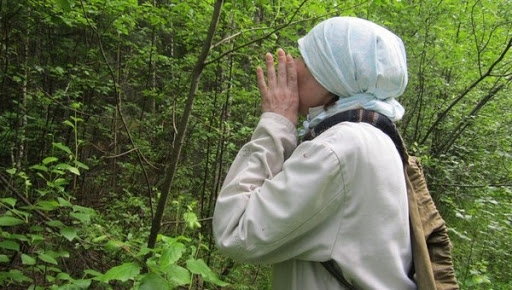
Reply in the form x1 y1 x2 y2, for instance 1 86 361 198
213 112 416 289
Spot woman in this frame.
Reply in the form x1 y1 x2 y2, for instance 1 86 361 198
213 16 414 289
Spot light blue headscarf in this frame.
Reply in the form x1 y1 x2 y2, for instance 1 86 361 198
298 17 408 135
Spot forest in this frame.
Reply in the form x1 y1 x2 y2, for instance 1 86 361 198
0 0 510 289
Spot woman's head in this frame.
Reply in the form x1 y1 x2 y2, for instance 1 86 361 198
294 57 334 115
297 17 408 121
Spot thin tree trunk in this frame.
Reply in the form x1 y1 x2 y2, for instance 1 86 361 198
13 9 29 171
147 0 225 250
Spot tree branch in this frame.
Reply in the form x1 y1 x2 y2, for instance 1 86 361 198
438 82 505 153
420 36 512 145
204 0 309 66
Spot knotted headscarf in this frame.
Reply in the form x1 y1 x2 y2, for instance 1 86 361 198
298 17 408 134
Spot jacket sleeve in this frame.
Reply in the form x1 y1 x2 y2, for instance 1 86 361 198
407 156 459 290
212 113 344 264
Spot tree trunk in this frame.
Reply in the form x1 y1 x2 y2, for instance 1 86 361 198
147 0 225 250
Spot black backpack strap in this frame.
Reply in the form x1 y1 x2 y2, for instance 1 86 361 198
303 109 408 164
321 260 355 289
303 109 366 140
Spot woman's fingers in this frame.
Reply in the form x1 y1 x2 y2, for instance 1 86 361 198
256 66 267 97
277 49 287 90
286 54 298 98
265 52 276 90
256 49 299 125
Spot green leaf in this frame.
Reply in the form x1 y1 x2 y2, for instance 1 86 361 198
36 200 60 211
6 168 16 175
75 160 89 170
160 239 185 267
84 269 103 278
167 264 190 287
105 240 126 252
0 254 9 262
56 272 72 281
70 212 91 224
52 178 69 187
50 168 65 175
92 235 107 243
38 252 58 265
53 66 65 76
60 226 78 241
67 166 80 175
29 225 44 233
43 157 59 165
101 262 140 283
63 119 75 128
185 258 209 275
70 102 82 110
0 240 20 251
70 116 83 123
138 273 170 290
0 216 25 226
28 233 45 243
0 198 17 207
57 197 73 207
55 163 71 170
55 0 72 12
53 142 72 155
46 220 65 228
7 269 33 283
183 212 201 229
448 227 472 241
186 259 229 286
472 274 491 284
30 164 48 172
72 205 95 214
21 254 36 265
57 250 70 258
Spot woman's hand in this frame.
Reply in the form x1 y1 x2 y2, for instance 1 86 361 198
256 48 299 126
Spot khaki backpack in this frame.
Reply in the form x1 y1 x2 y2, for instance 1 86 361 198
406 155 459 289
306 109 459 289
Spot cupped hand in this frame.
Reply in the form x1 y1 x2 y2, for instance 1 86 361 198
256 48 299 126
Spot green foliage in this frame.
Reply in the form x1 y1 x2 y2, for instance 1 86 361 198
443 186 512 287
80 226 229 289
0 144 96 288
0 118 227 289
